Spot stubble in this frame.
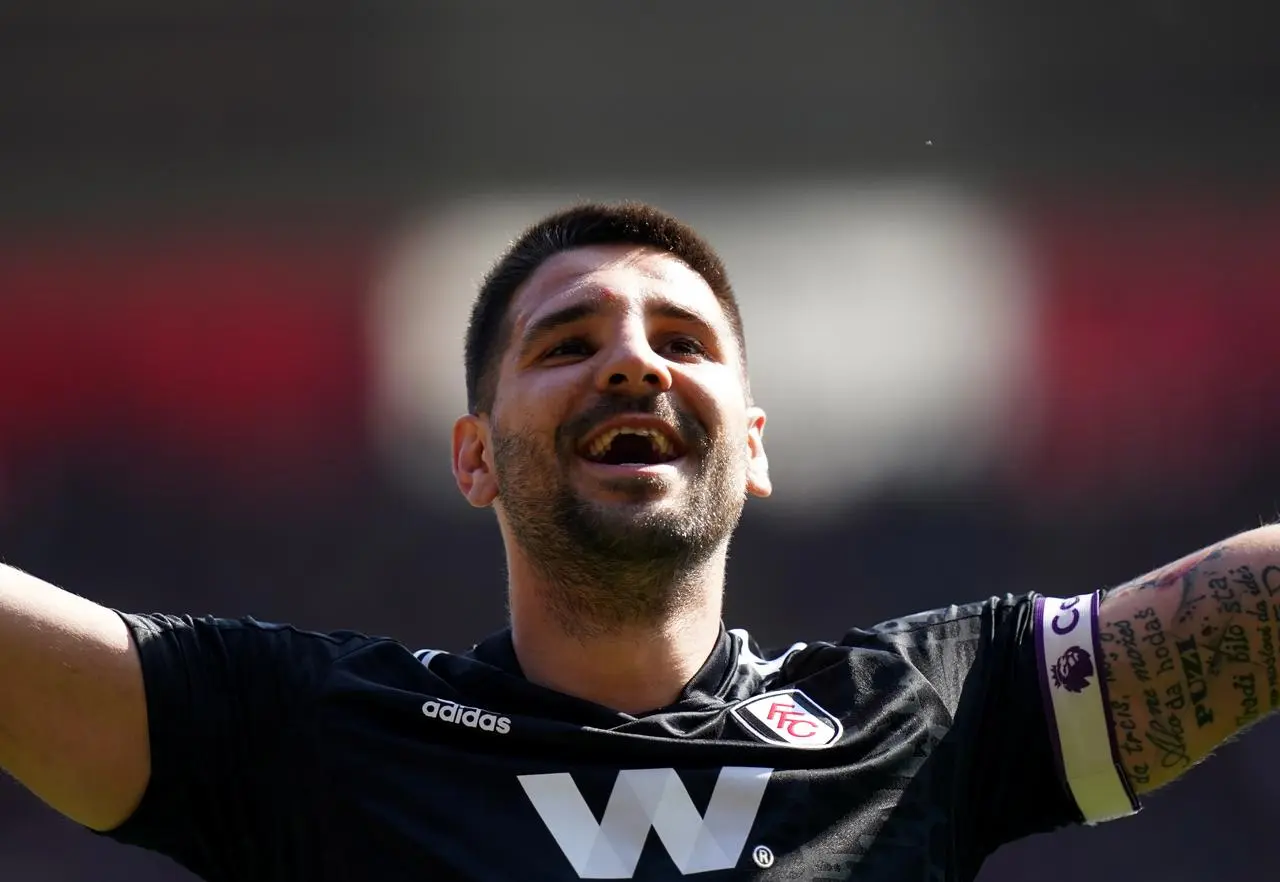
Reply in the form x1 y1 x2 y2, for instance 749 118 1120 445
491 396 745 639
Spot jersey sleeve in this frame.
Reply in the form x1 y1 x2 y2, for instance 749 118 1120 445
856 592 1139 857
96 612 368 881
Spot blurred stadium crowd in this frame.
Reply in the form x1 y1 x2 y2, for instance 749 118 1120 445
2 4 1279 880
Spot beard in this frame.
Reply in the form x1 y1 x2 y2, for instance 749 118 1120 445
491 394 746 639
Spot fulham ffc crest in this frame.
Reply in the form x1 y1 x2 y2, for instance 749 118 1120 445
730 689 843 749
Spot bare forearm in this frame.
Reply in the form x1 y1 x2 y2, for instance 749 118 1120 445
0 562 149 829
1098 525 1280 792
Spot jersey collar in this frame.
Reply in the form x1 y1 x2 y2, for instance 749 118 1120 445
465 623 736 711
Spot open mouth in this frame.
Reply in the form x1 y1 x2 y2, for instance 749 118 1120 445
578 423 686 467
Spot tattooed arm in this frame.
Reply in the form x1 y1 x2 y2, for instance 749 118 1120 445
1098 525 1280 793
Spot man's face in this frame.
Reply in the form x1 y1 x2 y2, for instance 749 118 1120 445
453 245 769 611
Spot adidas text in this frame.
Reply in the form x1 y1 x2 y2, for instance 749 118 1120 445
421 698 511 734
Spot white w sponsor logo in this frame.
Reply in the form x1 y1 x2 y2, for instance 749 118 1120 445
518 766 772 878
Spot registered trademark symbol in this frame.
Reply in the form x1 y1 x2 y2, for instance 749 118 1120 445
752 845 774 868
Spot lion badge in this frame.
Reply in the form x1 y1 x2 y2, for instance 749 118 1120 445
1051 646 1095 693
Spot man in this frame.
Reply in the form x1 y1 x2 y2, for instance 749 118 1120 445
0 202 1274 881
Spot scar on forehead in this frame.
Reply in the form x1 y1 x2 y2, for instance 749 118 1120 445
610 249 692 278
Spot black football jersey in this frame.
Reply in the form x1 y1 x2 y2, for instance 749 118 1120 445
98 592 1138 881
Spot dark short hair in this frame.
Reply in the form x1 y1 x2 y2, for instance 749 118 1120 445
464 201 747 413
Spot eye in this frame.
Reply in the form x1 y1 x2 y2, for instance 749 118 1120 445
662 336 709 358
543 337 592 360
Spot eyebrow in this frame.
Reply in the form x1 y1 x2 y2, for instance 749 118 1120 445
517 297 716 358
518 303 598 357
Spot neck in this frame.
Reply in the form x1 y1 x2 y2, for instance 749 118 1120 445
506 549 727 714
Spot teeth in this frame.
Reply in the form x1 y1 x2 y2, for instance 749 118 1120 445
586 426 675 460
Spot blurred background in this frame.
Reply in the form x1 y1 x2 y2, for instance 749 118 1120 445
2 2 1280 879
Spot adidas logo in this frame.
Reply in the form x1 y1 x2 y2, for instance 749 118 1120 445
421 698 511 734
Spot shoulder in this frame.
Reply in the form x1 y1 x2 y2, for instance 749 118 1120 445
121 611 416 691
838 594 1041 664
732 594 1045 708
865 593 1032 635
123 611 391 654
735 595 1035 667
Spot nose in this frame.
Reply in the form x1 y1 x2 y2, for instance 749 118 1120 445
595 324 673 396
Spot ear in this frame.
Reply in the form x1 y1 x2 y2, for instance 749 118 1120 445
452 414 499 508
744 406 771 498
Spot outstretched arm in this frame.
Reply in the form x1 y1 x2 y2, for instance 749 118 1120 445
0 563 150 830
1098 524 1280 793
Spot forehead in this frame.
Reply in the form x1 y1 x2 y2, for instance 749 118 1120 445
507 245 726 331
